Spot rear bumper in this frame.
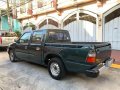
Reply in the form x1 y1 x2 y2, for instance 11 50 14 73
85 58 115 76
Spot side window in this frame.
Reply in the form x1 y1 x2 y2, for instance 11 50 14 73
19 32 31 44
31 31 43 44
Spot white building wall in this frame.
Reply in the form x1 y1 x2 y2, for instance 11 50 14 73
103 1 120 50
20 0 120 43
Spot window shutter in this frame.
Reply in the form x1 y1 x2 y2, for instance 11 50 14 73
27 2 33 15
53 0 58 9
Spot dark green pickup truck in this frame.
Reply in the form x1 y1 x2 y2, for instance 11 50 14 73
7 29 114 80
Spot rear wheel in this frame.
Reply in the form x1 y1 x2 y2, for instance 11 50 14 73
9 50 17 62
48 58 66 80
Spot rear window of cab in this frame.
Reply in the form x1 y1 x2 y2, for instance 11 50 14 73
47 31 70 43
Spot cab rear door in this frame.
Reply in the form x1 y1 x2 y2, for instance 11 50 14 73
27 30 45 64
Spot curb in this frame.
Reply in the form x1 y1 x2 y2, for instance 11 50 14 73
111 64 120 69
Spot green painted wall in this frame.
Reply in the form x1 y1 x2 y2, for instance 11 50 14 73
1 15 9 31
13 19 21 32
1 15 21 32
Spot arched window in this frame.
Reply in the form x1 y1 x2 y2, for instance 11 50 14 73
39 18 59 29
39 20 47 28
63 14 76 27
79 13 96 24
48 19 58 27
105 8 120 23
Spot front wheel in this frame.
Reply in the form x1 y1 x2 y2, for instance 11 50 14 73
48 58 66 80
9 50 17 62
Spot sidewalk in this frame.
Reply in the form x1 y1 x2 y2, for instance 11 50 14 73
111 50 120 68
111 50 120 64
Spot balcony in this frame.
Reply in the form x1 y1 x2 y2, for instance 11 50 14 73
17 0 95 19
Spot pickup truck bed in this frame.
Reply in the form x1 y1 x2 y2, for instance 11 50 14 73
0 37 17 47
0 32 18 47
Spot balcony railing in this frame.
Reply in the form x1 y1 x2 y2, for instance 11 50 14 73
17 0 95 19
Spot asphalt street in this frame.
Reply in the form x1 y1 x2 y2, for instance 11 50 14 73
0 50 120 90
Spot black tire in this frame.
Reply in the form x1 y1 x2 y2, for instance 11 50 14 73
9 50 17 62
48 58 66 80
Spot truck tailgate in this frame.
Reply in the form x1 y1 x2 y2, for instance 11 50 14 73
95 43 111 63
1 37 17 46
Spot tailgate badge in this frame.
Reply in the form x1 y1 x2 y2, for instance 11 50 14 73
36 47 40 50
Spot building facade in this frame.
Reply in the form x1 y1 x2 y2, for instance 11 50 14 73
0 1 21 32
16 0 120 50
0 15 21 32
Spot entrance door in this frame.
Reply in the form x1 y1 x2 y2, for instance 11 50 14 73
104 8 120 50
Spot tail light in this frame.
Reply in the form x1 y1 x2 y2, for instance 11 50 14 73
86 50 96 63
0 37 2 44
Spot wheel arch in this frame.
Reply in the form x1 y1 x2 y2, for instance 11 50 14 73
44 53 65 66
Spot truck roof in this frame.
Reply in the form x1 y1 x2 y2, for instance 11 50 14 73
36 29 68 31
24 29 68 33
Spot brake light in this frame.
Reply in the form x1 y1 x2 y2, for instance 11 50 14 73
87 50 96 63
0 37 2 44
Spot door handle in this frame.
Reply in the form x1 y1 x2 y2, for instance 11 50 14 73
25 46 27 49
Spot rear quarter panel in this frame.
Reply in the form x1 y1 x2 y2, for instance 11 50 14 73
44 44 92 72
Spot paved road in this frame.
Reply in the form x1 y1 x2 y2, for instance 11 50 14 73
0 51 120 90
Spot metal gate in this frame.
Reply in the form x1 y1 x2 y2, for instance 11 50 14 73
104 5 120 50
63 10 97 42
